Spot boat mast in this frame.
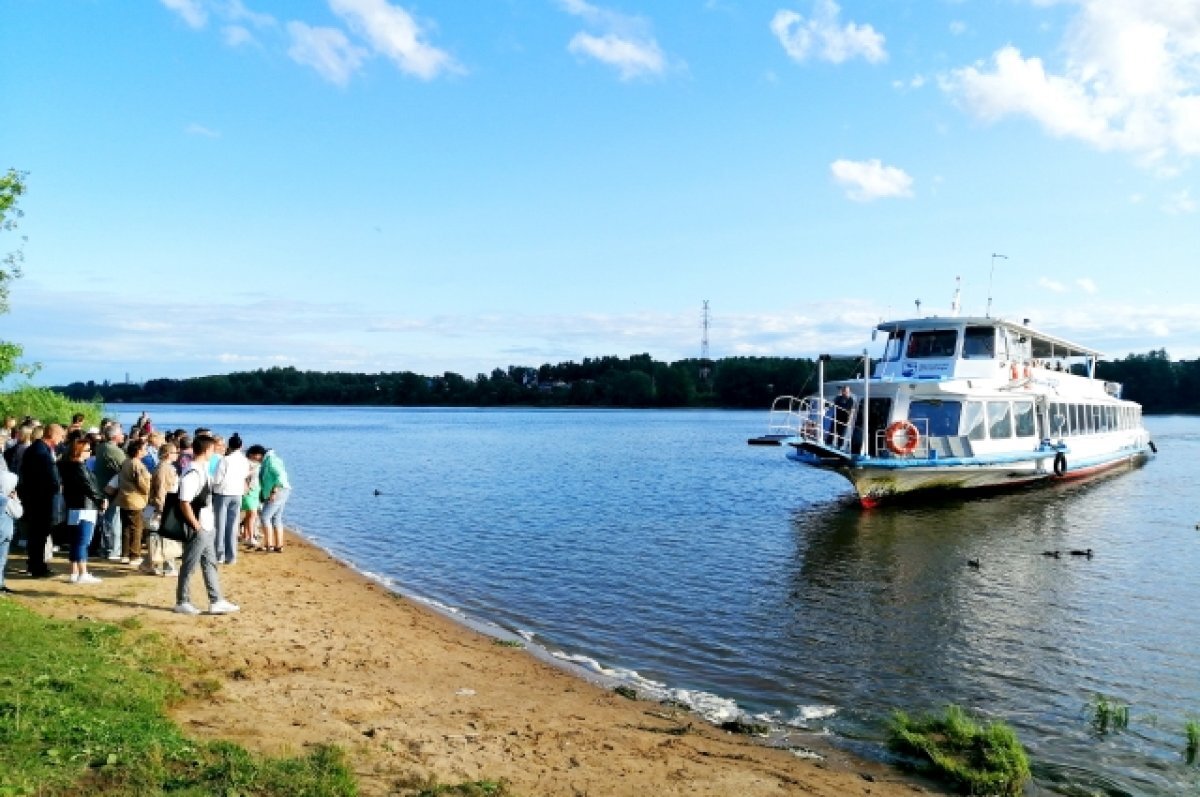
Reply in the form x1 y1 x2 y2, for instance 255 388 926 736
987 253 1007 317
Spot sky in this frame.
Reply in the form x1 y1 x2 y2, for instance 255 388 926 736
2 0 1199 386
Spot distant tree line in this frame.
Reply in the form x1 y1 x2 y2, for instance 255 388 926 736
50 349 1196 412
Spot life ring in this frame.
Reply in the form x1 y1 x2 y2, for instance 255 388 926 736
1053 452 1067 477
884 420 920 456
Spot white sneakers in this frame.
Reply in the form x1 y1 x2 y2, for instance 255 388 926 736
208 600 240 615
175 600 240 616
69 573 102 584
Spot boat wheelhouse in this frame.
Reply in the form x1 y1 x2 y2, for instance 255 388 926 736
753 315 1155 507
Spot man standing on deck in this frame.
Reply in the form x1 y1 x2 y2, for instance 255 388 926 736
174 435 239 616
830 386 856 449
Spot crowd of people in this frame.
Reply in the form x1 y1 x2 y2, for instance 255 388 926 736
0 412 292 616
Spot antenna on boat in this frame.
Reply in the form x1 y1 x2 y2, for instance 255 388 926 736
915 298 922 315
987 254 1007 317
951 275 961 317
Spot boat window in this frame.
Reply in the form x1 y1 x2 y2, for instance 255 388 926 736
882 329 906 361
987 401 1013 439
908 400 962 437
962 326 996 359
905 329 958 359
1013 401 1036 437
1049 403 1067 436
962 402 987 441
1069 404 1079 436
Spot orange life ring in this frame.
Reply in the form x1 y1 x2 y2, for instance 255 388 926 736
884 420 920 456
1010 363 1019 380
1023 365 1032 378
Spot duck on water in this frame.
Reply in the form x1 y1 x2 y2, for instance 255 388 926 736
751 285 1156 508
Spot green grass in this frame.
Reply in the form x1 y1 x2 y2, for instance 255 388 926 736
1091 695 1130 735
0 599 356 796
0 384 102 427
888 705 1030 796
1186 719 1199 764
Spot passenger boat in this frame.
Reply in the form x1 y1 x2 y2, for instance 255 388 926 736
753 304 1156 507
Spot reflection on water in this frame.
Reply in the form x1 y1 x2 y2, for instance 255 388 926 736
120 407 1200 796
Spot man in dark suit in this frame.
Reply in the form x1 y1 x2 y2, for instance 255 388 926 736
18 423 64 578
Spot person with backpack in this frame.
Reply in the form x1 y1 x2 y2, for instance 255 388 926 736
172 435 239 616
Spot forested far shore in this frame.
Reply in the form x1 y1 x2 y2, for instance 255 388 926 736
50 349 1198 412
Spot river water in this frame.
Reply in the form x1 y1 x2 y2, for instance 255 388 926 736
120 406 1200 796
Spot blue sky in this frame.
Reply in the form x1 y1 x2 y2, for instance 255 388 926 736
2 0 1198 386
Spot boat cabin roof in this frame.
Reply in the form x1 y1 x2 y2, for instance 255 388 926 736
875 316 1104 360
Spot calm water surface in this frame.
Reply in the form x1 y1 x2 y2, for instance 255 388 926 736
124 406 1200 796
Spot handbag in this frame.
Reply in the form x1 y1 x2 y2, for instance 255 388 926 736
143 505 160 533
157 492 193 542
104 474 119 497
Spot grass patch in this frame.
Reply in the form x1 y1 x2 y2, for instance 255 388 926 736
492 639 524 649
0 600 356 796
719 719 769 736
1091 695 1130 735
397 775 515 796
612 685 638 700
1186 719 1199 764
888 705 1030 796
0 384 102 427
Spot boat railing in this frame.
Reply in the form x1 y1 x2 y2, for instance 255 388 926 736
768 395 858 456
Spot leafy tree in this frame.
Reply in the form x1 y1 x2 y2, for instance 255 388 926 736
0 169 29 380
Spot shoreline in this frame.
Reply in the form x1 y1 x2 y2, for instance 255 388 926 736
11 534 940 796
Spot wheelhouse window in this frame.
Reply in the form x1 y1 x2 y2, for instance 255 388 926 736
987 401 1013 439
1013 401 1036 437
962 326 996 359
962 402 987 441
906 329 959 359
882 329 906 361
907 400 962 437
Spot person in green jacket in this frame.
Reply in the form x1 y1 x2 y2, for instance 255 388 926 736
247 445 290 553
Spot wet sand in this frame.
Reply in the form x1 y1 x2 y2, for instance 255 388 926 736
11 537 938 796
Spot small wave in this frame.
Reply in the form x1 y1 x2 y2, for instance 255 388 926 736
516 629 537 641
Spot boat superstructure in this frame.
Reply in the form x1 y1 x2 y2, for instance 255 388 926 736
756 314 1155 507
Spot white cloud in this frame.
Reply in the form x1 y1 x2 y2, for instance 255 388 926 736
942 1 1200 166
1038 277 1067 292
1075 277 1099 294
830 158 914 201
558 0 672 80
161 0 207 29
223 25 254 46
329 0 459 80
185 122 221 138
1163 188 1198 214
567 33 664 80
286 21 369 86
770 0 887 65
892 74 926 91
949 20 967 36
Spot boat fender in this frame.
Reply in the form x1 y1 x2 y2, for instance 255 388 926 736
1053 451 1067 477
884 420 920 456
1010 363 1019 380
1023 364 1032 379
1149 440 1158 453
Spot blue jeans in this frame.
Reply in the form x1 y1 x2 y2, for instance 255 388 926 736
99 502 122 558
260 488 290 534
212 495 241 563
0 501 13 589
71 520 96 563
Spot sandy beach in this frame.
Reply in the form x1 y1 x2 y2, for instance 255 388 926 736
11 536 938 796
